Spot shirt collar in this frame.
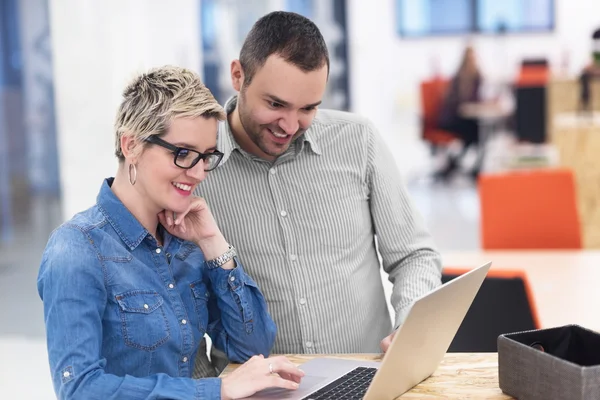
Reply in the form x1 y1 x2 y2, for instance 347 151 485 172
218 96 322 165
96 178 149 251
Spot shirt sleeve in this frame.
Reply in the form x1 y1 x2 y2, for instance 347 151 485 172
37 226 222 400
204 259 277 362
364 122 443 328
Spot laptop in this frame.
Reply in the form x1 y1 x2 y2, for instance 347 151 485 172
246 262 492 400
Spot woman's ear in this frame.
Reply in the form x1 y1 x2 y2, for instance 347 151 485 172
120 134 140 164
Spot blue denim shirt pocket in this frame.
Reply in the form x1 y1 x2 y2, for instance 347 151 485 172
189 280 210 333
115 290 171 351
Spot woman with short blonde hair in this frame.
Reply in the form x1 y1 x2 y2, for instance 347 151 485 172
38 66 303 400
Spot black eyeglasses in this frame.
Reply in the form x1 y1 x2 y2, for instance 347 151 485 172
145 136 224 171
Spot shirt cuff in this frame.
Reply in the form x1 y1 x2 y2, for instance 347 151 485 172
394 305 413 330
207 258 249 292
194 377 222 400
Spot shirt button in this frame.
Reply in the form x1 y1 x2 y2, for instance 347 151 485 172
168 283 174 289
155 248 161 254
280 210 288 217
269 168 277 175
63 371 70 378
182 357 188 363
290 254 297 261
166 252 171 258
299 298 307 305
181 319 187 325
305 341 313 348
143 304 149 309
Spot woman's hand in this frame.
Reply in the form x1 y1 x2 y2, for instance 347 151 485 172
158 197 230 261
220 355 305 400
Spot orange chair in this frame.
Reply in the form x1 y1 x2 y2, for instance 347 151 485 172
420 78 456 151
443 267 540 352
516 65 549 88
479 168 582 249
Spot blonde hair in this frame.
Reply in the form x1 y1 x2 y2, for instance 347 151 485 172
114 65 225 160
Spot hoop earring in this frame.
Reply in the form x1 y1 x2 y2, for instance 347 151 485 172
128 163 137 186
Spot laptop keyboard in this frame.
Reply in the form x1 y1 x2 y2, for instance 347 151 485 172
301 366 377 400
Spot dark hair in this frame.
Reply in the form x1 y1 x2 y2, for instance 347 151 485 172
239 11 329 85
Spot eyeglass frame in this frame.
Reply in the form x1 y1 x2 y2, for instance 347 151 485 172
144 135 224 171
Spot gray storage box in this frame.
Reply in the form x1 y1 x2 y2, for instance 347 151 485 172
498 325 600 400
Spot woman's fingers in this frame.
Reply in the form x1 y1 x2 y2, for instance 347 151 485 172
267 375 300 391
269 355 298 368
267 357 304 384
158 210 177 230
277 372 302 383
175 198 206 225
173 209 183 225
158 211 175 233
274 364 304 379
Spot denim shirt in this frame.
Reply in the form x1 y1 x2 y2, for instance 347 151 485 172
37 178 277 400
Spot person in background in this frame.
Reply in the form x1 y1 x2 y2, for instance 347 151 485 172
193 11 442 373
437 45 483 180
37 66 304 400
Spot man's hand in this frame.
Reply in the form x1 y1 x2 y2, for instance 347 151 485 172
380 330 398 353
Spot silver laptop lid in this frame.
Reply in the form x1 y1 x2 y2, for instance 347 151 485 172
364 262 492 400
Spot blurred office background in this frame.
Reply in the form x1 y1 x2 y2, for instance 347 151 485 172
1 0 599 397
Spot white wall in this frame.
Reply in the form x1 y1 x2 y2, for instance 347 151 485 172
347 0 600 176
50 0 599 219
50 0 201 220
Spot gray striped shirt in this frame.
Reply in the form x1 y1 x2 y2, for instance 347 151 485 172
194 97 442 355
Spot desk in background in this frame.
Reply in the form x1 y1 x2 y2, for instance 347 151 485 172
442 250 600 333
460 102 512 172
222 353 512 399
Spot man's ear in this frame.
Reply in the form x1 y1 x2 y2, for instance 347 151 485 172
231 60 245 92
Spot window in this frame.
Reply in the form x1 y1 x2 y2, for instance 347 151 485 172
395 0 554 37
396 0 474 37
477 0 555 33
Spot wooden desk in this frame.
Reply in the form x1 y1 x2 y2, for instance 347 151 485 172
222 353 512 399
460 102 510 121
442 250 600 332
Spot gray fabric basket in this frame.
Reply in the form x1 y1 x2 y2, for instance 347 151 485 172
498 325 600 400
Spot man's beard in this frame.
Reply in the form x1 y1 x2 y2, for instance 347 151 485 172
237 96 304 158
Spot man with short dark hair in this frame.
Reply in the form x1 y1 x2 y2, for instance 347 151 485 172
195 11 442 372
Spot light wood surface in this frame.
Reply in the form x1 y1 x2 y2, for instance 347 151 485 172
552 112 600 248
222 353 512 399
442 250 600 332
547 79 600 141
547 83 600 247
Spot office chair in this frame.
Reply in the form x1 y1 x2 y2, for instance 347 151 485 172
420 78 456 154
479 168 582 249
443 268 540 352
